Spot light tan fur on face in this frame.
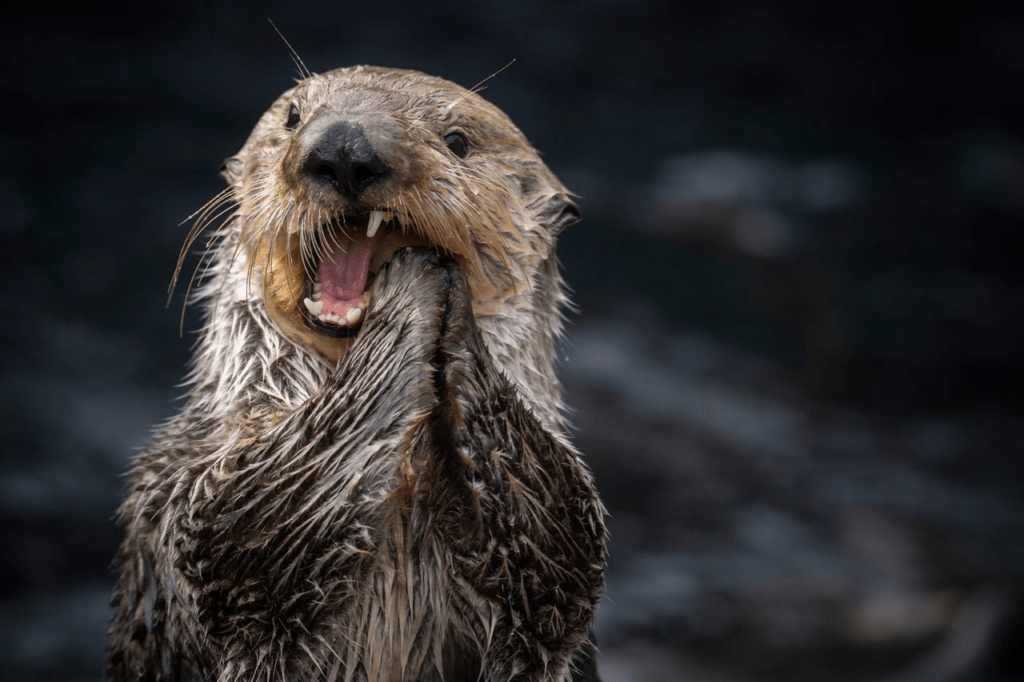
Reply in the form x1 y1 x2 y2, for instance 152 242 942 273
200 67 578 426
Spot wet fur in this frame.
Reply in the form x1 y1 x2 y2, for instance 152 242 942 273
108 67 605 681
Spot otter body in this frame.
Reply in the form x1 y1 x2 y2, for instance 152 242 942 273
107 66 605 681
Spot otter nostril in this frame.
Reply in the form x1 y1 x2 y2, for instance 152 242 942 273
315 164 339 188
351 163 380 190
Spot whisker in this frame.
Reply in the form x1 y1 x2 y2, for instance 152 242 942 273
170 188 235 297
299 224 315 282
177 207 239 336
268 19 312 81
177 244 213 337
446 58 516 111
323 209 348 254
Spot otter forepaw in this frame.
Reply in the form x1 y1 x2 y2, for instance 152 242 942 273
361 246 451 326
330 246 455 389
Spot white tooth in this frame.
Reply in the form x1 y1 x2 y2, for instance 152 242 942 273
313 282 321 292
367 210 384 238
346 307 363 324
304 298 324 316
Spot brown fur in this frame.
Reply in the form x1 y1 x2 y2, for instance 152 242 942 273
107 66 605 682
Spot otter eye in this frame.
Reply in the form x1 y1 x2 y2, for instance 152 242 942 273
444 131 468 158
285 103 301 130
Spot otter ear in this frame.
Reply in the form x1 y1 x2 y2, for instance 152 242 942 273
218 155 243 186
547 195 581 237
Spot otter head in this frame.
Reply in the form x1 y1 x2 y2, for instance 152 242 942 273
210 66 578 423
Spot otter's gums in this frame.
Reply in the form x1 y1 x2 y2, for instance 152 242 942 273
106 66 606 682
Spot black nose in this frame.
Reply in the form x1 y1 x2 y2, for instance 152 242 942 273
303 121 387 197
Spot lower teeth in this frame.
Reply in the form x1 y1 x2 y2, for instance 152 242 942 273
304 286 373 328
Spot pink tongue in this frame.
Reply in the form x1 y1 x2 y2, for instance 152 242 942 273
319 231 380 315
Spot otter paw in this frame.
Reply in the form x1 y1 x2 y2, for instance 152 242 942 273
361 246 453 326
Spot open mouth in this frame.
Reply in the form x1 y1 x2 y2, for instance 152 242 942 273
297 210 432 337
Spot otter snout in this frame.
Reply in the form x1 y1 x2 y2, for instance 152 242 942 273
302 120 388 197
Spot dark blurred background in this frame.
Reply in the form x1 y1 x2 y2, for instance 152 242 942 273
2 2 1023 681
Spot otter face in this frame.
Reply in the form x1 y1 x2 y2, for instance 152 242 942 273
209 66 579 367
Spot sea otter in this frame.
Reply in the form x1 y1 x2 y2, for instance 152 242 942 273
107 65 606 682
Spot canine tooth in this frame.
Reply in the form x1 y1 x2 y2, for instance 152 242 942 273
367 210 385 238
346 307 363 324
304 298 324 316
